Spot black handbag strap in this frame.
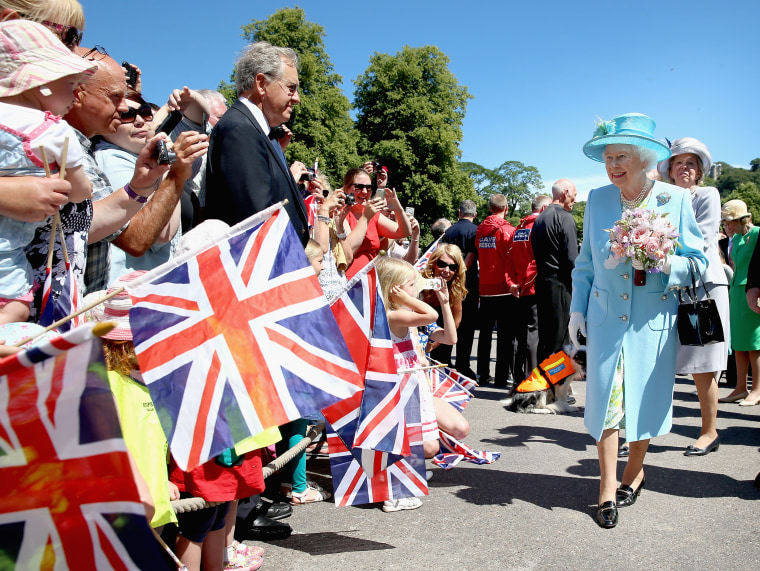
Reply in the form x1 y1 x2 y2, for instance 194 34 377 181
687 258 711 300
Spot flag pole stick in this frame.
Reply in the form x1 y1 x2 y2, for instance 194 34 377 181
39 144 68 263
397 363 447 374
150 526 187 570
12 287 125 347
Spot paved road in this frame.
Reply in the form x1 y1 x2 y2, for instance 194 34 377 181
248 333 760 570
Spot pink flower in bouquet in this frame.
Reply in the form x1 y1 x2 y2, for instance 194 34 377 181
631 226 650 246
644 238 659 256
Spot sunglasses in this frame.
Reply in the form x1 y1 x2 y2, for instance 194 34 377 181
40 20 83 48
435 259 459 272
80 45 108 60
120 104 153 123
352 183 372 191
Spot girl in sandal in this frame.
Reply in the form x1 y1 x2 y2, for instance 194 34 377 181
376 256 469 512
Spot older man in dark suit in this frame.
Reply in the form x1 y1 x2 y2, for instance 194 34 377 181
205 41 309 246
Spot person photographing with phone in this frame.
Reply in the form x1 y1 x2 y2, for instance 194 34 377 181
343 165 412 278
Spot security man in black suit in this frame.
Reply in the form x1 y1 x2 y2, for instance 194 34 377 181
205 41 309 246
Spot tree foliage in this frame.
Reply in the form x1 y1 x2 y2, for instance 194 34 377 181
219 7 359 186
484 161 543 218
353 45 476 228
715 162 760 196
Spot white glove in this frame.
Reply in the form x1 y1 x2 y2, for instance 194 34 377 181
661 255 672 274
569 312 587 349
631 258 644 270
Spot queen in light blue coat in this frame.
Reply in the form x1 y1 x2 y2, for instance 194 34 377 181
569 113 707 529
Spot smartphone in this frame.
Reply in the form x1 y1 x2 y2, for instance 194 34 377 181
155 110 183 135
420 278 442 290
372 188 386 201
202 112 209 134
405 206 415 217
122 61 138 88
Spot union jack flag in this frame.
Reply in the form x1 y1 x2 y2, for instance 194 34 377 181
322 262 413 469
126 203 363 471
430 367 473 413
431 361 478 393
326 376 428 507
38 254 84 332
432 430 501 470
0 323 171 570
413 235 442 271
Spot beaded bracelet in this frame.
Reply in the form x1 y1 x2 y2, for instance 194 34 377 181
124 182 148 203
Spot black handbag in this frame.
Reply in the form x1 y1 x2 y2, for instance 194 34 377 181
677 258 725 346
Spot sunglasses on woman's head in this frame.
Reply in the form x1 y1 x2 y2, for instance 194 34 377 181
120 104 153 123
40 20 83 48
435 259 459 272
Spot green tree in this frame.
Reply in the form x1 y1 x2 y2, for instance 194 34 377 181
750 158 760 173
483 161 543 218
353 45 476 228
571 201 585 242
716 162 760 196
219 7 359 186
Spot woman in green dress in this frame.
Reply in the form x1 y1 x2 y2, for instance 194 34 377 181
721 199 760 406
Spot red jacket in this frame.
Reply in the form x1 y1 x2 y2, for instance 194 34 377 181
505 213 539 296
476 214 515 296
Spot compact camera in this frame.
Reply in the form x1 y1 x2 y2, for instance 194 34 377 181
371 160 385 174
153 140 177 165
300 167 316 182
345 193 355 206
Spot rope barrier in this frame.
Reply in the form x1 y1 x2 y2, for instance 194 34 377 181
170 420 325 514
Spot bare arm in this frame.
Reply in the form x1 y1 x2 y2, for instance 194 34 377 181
0 176 70 221
113 131 208 256
344 199 382 253
429 288 458 346
402 217 421 264
64 165 92 203
376 188 412 239
387 286 438 329
88 135 171 244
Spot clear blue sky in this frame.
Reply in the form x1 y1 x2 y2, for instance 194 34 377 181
81 0 759 200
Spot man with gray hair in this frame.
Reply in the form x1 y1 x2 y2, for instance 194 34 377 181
431 218 452 240
531 179 579 362
441 199 479 378
205 41 308 245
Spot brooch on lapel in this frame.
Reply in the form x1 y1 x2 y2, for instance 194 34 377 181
656 192 671 206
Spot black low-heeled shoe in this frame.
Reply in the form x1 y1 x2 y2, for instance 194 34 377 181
595 501 618 528
684 435 720 456
616 478 645 507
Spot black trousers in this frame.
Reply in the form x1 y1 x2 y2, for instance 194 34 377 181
477 295 516 382
536 276 572 362
452 296 479 373
514 294 539 382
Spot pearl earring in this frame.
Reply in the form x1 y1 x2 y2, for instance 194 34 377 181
39 86 52 97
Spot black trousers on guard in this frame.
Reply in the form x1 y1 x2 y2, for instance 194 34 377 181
536 276 572 362
477 295 516 383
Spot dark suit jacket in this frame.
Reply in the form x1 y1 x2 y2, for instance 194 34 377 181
205 99 309 245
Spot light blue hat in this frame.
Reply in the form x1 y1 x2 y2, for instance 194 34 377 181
583 113 671 163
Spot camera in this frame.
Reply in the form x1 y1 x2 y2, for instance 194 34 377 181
371 160 385 174
270 124 287 140
299 167 316 182
345 193 355 206
153 140 177 165
420 278 442 290
122 61 138 88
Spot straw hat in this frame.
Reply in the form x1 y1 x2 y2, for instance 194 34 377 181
0 20 96 98
99 271 147 341
657 137 713 183
583 113 671 163
721 199 750 222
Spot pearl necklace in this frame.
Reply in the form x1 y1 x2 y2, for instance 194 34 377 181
620 179 653 210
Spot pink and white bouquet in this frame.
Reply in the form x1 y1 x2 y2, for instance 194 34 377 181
604 208 680 273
